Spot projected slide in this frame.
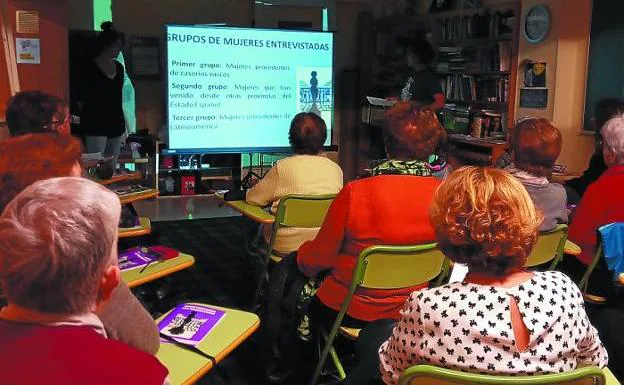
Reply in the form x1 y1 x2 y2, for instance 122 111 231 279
166 25 334 152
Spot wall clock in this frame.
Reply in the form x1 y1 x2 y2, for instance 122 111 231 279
524 4 551 43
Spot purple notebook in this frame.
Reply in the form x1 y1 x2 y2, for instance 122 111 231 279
118 247 160 271
158 303 226 346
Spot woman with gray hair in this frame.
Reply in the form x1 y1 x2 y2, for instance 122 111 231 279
569 116 624 266
0 177 168 384
0 133 159 354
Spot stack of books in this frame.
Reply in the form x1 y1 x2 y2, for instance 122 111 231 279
436 46 465 72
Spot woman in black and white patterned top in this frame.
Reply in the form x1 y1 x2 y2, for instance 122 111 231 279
379 167 607 385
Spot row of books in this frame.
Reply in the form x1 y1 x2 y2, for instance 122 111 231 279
439 106 507 138
438 9 515 41
436 42 511 73
441 74 510 103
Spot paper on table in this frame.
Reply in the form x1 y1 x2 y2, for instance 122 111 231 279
366 96 397 107
118 247 160 271
158 303 226 346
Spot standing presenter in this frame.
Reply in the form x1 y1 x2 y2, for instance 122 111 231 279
399 39 445 111
78 22 126 170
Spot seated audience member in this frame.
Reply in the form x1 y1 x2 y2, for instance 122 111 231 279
0 133 159 355
567 97 624 197
246 112 343 254
6 90 70 136
297 102 446 326
0 177 168 384
379 167 607 385
569 117 624 267
506 118 566 231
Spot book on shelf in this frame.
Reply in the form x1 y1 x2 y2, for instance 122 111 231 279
437 42 511 74
441 74 509 103
438 8 515 42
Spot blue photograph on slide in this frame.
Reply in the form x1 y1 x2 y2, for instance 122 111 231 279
166 25 334 153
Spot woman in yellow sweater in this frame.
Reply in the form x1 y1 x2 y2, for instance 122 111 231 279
246 113 343 254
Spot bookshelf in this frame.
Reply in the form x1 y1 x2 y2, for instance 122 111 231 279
431 2 520 133
363 2 520 170
432 2 520 166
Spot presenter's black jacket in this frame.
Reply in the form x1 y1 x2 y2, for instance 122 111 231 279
403 68 443 104
78 60 125 138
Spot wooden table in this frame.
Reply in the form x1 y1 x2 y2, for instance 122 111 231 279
564 239 582 256
552 172 582 184
447 134 509 166
118 217 151 239
118 188 159 205
215 193 275 224
156 303 260 385
122 252 195 289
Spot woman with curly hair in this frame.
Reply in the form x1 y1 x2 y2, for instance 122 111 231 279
297 102 447 327
378 167 607 385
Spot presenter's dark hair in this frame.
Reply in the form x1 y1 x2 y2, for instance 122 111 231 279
406 39 435 65
289 113 327 155
6 91 63 136
93 21 124 57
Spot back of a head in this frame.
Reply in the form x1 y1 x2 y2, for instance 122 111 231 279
6 91 63 136
0 133 83 211
430 167 542 277
384 101 446 161
0 177 120 314
407 39 435 65
601 116 624 164
595 97 624 132
512 118 562 177
289 112 327 155
93 21 124 58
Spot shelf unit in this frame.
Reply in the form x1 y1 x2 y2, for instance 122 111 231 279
368 2 520 168
430 2 520 130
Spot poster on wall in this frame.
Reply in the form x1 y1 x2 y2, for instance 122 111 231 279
519 87 548 109
16 11 39 34
16 38 40 64
127 36 160 79
523 60 546 87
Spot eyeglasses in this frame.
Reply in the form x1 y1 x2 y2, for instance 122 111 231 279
43 114 71 131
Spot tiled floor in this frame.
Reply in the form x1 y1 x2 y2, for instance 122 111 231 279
133 195 241 221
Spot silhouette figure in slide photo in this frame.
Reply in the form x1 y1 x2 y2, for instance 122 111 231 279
309 71 321 116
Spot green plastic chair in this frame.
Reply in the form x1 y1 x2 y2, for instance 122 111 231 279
309 244 450 385
251 194 336 309
578 226 610 305
525 224 568 269
398 365 605 385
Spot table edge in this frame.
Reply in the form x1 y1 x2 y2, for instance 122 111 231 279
126 258 195 289
179 317 260 385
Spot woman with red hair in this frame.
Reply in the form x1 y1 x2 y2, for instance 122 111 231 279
506 118 567 231
298 102 447 326
379 167 606 385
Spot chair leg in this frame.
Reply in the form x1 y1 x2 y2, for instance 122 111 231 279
328 344 347 380
311 328 344 385
250 255 270 310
